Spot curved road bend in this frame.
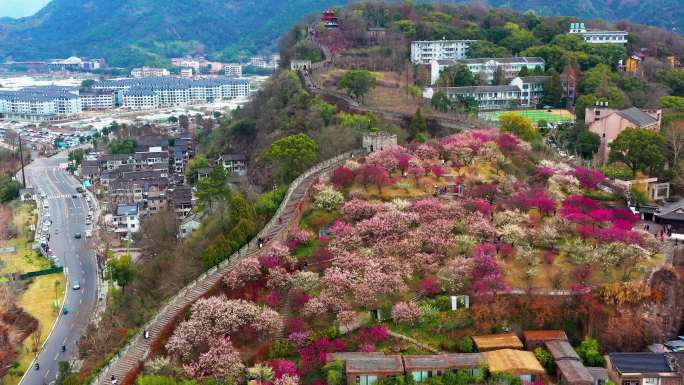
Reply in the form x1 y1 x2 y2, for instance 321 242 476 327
20 153 99 385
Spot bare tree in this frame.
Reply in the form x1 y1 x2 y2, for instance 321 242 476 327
665 120 684 171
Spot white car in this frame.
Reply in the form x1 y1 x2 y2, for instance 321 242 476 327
43 202 49 209
85 229 92 237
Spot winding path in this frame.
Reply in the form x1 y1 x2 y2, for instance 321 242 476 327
92 152 354 385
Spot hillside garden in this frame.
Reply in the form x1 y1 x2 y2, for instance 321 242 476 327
136 129 667 385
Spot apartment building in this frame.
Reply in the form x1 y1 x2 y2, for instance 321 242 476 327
0 86 82 121
433 76 548 110
131 66 171 78
568 23 628 44
430 57 545 85
92 77 250 109
224 63 243 77
80 90 115 110
411 39 478 64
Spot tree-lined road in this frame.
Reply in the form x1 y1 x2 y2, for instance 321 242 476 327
20 153 99 385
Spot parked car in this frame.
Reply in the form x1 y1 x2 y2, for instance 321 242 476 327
74 233 81 239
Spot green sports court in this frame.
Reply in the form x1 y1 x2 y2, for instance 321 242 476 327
479 109 576 125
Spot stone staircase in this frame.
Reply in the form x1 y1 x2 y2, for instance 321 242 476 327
92 152 356 385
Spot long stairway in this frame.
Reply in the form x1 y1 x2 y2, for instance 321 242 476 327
93 153 353 385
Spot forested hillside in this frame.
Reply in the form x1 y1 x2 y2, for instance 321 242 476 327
1 0 683 67
0 0 341 66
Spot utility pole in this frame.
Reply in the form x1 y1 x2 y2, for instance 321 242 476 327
18 133 26 188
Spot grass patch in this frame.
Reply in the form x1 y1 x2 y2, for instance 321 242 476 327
480 109 575 124
0 202 66 385
300 209 339 233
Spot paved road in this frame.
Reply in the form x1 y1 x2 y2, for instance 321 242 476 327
20 153 99 385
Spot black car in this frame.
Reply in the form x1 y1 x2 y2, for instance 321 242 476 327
71 194 77 199
74 233 82 239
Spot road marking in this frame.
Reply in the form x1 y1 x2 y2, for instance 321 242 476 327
80 298 82 305
44 370 50 379
54 353 58 361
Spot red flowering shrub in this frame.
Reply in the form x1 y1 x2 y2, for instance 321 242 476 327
290 291 311 310
495 132 520 153
418 276 441 296
535 166 555 179
360 343 375 352
469 250 509 296
561 195 601 222
577 224 596 239
266 291 281 308
397 155 411 172
359 325 389 342
597 226 642 245
331 166 355 188
299 337 347 371
285 318 306 333
431 164 444 177
515 189 556 214
271 359 300 379
573 167 606 189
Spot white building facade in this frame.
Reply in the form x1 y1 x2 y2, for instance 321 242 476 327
568 23 628 44
0 87 82 121
80 91 115 110
224 63 242 77
410 39 477 64
430 57 545 85
93 77 251 109
431 76 549 110
131 67 171 78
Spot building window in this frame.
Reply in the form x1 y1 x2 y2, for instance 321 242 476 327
357 375 378 385
412 371 431 382
643 379 661 385
622 380 639 385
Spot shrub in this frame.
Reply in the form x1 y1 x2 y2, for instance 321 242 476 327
268 340 293 359
455 337 474 353
313 186 345 212
577 337 606 367
391 301 421 325
533 347 556 374
331 167 355 188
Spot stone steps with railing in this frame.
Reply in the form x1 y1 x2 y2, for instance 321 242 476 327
91 151 357 385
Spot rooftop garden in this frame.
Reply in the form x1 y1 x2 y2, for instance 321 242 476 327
140 130 666 385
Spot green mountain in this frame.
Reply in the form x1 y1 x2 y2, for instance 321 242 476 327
0 0 682 67
0 0 342 67
487 0 684 33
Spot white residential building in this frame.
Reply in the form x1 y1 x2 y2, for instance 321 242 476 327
250 57 268 67
131 67 170 78
568 23 628 44
180 68 193 78
80 90 115 110
430 57 545 85
112 204 140 235
410 39 478 64
0 87 82 121
93 77 251 109
224 63 242 77
428 76 549 110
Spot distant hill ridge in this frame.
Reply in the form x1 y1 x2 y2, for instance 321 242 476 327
0 0 682 67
